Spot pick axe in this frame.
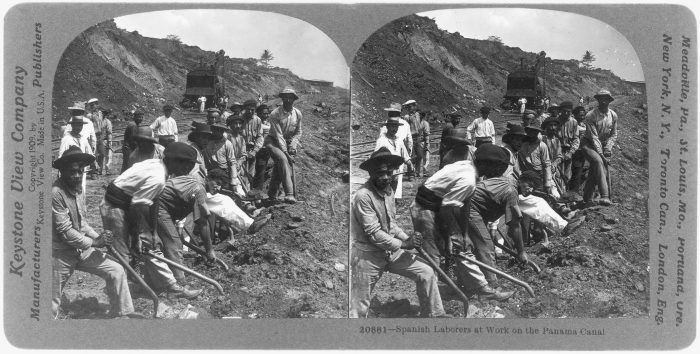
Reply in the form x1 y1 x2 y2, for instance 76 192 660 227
455 253 535 297
143 250 225 295
495 229 542 273
178 223 230 271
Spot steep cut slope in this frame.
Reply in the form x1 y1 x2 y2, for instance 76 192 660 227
351 14 643 140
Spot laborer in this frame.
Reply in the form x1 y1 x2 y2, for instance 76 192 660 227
101 109 114 175
518 125 554 196
375 105 411 199
198 95 207 113
59 111 94 195
126 126 164 170
379 104 413 161
466 106 495 147
186 121 211 186
413 110 431 178
265 87 303 203
518 97 527 114
150 104 179 147
100 143 202 298
403 99 420 180
204 123 243 196
521 109 537 127
581 89 618 206
250 104 273 193
555 101 580 189
121 110 145 173
439 111 461 166
86 98 106 177
239 99 264 188
541 117 565 198
350 147 446 318
155 143 219 284
52 146 143 319
568 106 589 192
206 108 221 125
440 128 475 167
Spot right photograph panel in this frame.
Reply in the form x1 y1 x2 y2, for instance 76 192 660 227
349 9 648 319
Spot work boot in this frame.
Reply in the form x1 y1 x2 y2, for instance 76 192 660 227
248 214 272 234
166 283 202 299
283 195 297 204
562 216 585 237
475 285 515 302
598 198 612 206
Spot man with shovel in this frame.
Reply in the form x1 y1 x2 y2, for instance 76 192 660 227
100 143 202 299
52 146 143 318
350 148 446 318
581 89 618 206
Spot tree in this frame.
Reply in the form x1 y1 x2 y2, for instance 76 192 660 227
581 50 596 69
166 34 181 44
260 49 274 67
486 35 503 44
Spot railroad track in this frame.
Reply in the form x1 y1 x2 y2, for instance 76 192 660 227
51 110 207 155
350 112 523 160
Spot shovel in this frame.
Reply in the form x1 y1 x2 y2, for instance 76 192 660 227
144 250 225 295
455 253 535 297
416 247 469 317
107 246 160 318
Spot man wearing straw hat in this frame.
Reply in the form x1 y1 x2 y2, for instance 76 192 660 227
350 147 446 318
186 121 213 186
265 87 303 203
204 122 243 195
121 109 145 173
555 101 580 189
375 103 411 199
580 89 618 206
403 99 420 179
52 146 142 319
379 103 413 163
59 109 94 194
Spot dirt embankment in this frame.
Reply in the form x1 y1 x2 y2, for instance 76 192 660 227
350 94 649 318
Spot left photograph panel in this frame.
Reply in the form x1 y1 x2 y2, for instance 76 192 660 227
50 9 350 319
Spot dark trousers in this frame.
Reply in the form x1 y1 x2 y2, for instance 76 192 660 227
252 147 271 190
412 137 425 176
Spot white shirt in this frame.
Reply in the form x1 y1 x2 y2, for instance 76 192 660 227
112 159 167 206
378 118 413 154
375 135 409 173
150 115 179 140
466 117 495 142
58 132 93 158
64 116 97 149
423 160 476 208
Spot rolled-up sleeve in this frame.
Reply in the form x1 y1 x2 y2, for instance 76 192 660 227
131 174 165 206
356 194 402 251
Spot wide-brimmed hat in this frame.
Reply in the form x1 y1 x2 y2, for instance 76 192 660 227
210 123 232 133
162 104 174 111
87 98 99 104
279 87 299 100
243 99 257 108
558 101 573 110
522 109 537 116
444 128 471 145
68 106 86 115
474 144 510 165
593 89 614 102
383 116 404 126
68 116 88 125
383 103 402 113
502 124 527 142
359 147 404 172
402 99 417 106
188 121 213 141
163 142 198 162
541 117 560 129
207 107 221 114
132 126 158 143
53 145 95 169
229 101 243 110
525 125 544 136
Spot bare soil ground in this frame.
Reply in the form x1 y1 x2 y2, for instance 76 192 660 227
56 91 350 319
350 94 649 318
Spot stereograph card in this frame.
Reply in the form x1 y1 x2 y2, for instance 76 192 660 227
2 1 697 350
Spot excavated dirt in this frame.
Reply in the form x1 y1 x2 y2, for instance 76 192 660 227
56 89 349 320
350 95 649 318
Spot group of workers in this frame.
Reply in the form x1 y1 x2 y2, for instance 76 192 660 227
52 87 303 318
351 89 618 317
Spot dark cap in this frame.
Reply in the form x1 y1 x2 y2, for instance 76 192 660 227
559 101 573 110
480 106 491 114
163 142 198 162
243 99 258 108
474 144 510 165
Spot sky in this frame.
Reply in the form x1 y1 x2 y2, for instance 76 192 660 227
113 9 349 88
419 8 645 82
